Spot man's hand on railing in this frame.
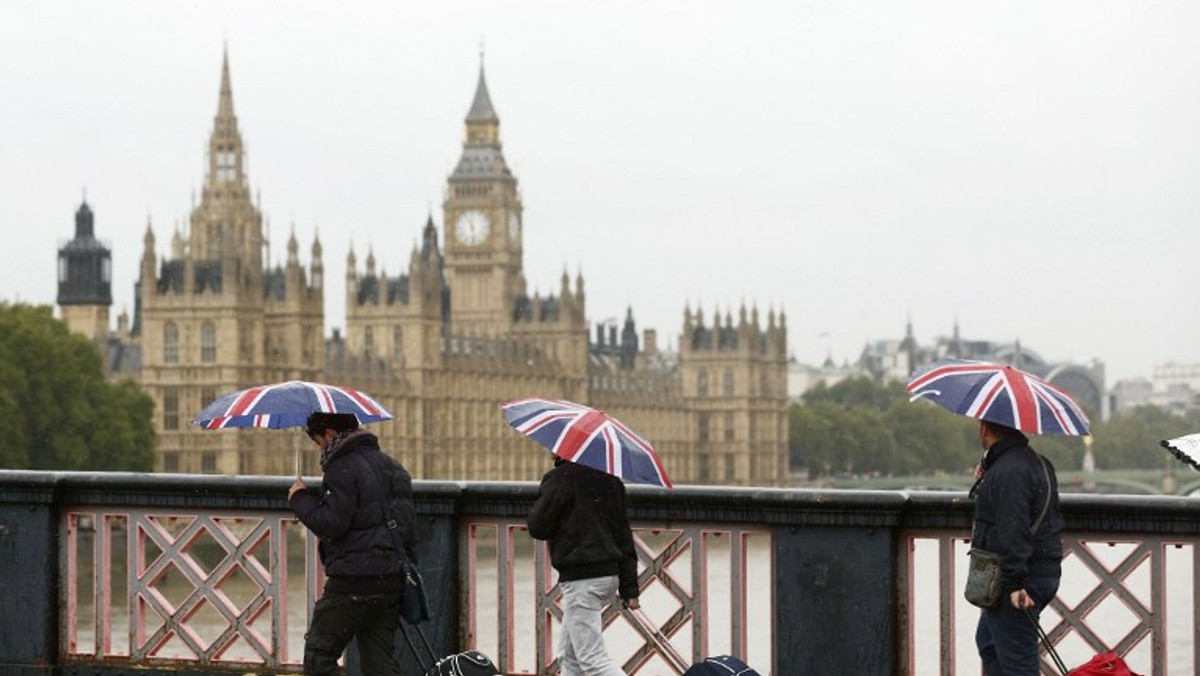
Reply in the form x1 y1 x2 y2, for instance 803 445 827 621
288 476 306 500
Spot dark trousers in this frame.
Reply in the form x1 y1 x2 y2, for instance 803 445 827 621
975 576 1060 676
304 591 403 676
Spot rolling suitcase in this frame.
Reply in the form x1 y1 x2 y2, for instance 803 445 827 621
628 607 762 675
397 620 500 676
683 655 761 675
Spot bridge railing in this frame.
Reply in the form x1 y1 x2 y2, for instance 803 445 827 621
1 471 1197 676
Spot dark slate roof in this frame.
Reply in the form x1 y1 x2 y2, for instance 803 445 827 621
466 66 498 123
105 339 142 374
451 146 512 180
264 267 286 301
158 261 184 293
357 275 380 305
195 260 223 294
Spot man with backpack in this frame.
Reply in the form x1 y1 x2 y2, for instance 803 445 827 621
288 412 418 676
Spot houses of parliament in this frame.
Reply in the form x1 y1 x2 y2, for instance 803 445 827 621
55 52 789 487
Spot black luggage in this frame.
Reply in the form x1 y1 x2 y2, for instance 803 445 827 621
396 621 499 676
420 648 499 676
683 654 761 675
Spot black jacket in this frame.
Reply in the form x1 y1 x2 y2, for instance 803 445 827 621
971 434 1064 594
526 460 639 600
289 429 418 594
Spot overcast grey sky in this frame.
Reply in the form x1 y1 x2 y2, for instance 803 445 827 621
3 1 1198 383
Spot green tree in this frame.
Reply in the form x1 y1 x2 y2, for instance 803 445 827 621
1026 435 1085 474
0 303 155 471
884 400 978 474
791 398 903 477
1090 406 1194 470
802 377 908 411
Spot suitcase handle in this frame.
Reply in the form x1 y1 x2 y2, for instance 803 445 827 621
625 606 691 674
1025 609 1069 676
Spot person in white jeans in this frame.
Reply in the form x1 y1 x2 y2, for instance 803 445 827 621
527 459 641 676
559 575 639 676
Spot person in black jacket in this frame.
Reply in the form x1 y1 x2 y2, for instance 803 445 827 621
527 458 640 676
288 412 417 676
971 420 1064 676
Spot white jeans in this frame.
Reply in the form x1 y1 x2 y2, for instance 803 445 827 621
558 576 626 676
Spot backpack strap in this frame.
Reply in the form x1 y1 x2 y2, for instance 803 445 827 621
1031 454 1052 535
352 454 411 564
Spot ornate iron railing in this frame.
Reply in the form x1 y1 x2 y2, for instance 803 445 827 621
0 471 1197 676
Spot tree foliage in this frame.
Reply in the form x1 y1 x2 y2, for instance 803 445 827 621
790 375 1193 479
1090 406 1194 470
0 303 155 471
791 377 978 478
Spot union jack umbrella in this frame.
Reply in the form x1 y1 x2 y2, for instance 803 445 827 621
906 359 1090 436
500 397 673 488
192 380 394 430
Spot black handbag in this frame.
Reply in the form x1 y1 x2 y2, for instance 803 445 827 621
354 455 430 625
964 454 1052 609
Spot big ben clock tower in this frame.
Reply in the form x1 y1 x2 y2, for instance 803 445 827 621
443 62 524 334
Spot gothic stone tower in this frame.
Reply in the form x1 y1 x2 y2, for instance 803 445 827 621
136 50 324 475
57 200 112 343
441 64 526 336
678 304 789 486
336 64 588 482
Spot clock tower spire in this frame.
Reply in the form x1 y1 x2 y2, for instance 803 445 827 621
443 59 524 333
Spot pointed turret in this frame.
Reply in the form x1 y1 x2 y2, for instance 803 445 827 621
57 199 113 343
57 199 112 307
466 62 499 124
75 199 94 238
451 59 510 178
311 230 324 289
287 227 299 266
207 45 245 188
218 46 235 121
420 213 439 260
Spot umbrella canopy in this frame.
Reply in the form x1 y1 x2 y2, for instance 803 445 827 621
1161 433 1200 472
906 359 1090 436
193 380 394 430
500 397 673 488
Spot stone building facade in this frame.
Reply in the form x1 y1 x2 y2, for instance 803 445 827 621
56 53 789 487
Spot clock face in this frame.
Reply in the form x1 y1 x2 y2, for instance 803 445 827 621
455 210 490 246
508 213 520 244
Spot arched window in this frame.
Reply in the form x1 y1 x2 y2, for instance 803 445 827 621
697 369 709 398
163 390 179 430
723 368 735 397
364 326 374 358
164 322 179 364
393 326 403 362
201 322 216 363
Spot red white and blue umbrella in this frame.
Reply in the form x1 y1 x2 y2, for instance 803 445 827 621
192 380 394 430
500 397 673 488
906 359 1090 436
